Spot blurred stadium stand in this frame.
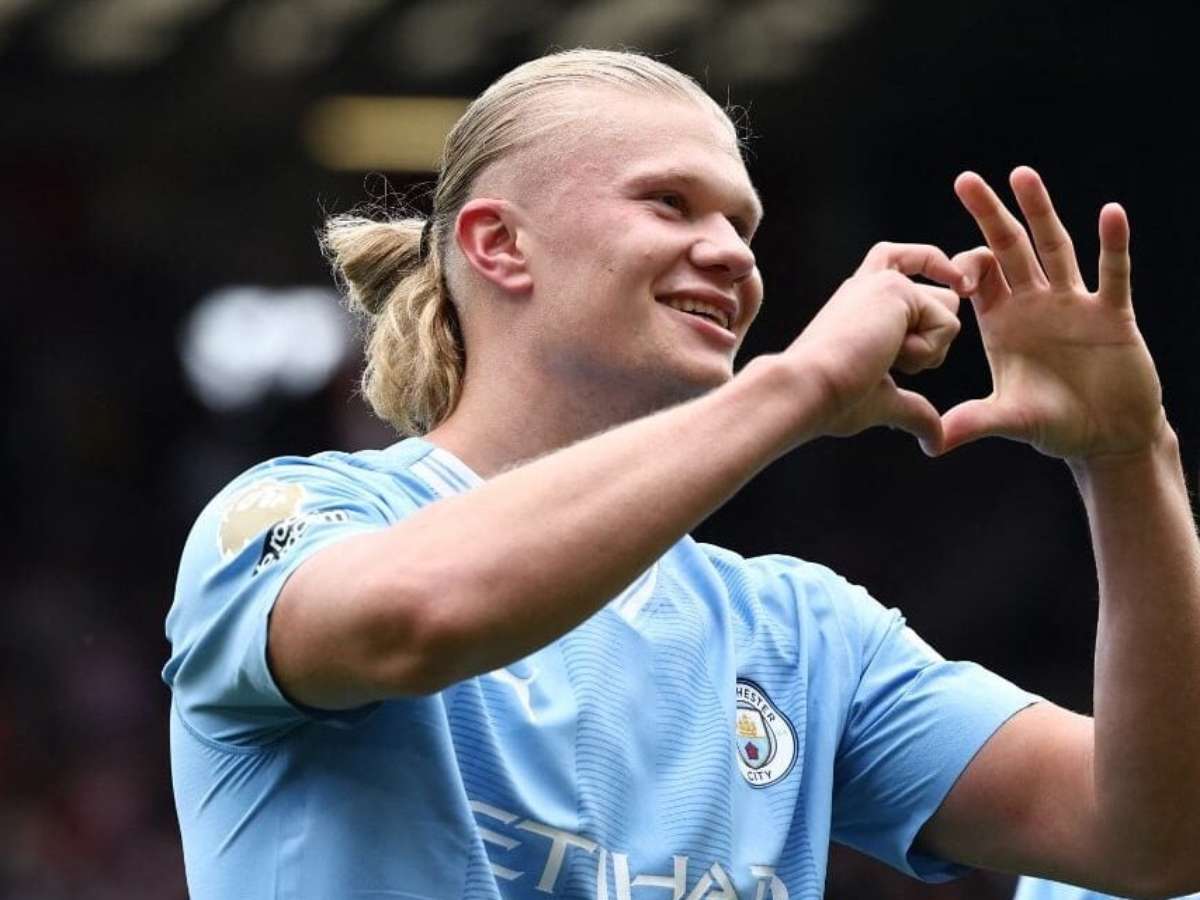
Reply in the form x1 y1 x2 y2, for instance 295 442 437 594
1 1 1194 897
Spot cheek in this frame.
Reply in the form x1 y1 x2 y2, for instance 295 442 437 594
741 273 765 326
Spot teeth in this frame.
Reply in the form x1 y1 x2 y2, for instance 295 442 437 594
662 297 730 330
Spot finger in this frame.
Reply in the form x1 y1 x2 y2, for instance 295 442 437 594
950 246 1010 313
894 286 961 374
894 334 945 374
857 241 970 292
877 379 944 456
940 396 1028 453
920 284 961 314
954 171 1047 292
1009 166 1084 289
1097 202 1131 307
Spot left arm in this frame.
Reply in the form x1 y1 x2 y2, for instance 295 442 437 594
916 167 1200 898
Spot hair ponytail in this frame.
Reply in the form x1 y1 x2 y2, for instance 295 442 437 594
322 214 463 435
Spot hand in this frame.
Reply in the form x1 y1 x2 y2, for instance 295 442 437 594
943 167 1166 462
787 241 968 455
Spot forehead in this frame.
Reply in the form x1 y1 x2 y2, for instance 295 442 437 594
521 88 762 221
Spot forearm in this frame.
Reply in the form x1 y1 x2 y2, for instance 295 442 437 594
276 242 960 707
1073 425 1200 881
290 354 823 697
406 355 816 673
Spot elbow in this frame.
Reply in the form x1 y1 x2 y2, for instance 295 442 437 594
1105 837 1200 899
357 567 480 697
1142 860 1200 900
1119 883 1200 900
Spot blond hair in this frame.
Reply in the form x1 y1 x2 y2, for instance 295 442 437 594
322 48 733 435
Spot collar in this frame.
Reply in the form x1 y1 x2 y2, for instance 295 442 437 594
408 440 485 498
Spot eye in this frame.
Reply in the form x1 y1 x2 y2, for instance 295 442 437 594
653 192 688 213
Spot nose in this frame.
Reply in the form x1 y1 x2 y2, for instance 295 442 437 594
689 216 757 283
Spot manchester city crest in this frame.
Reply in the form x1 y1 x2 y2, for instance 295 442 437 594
735 678 797 787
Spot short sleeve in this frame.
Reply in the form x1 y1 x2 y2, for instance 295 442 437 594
163 457 397 747
828 576 1037 882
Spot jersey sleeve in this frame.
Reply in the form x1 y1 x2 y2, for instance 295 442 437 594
825 572 1038 882
163 457 401 747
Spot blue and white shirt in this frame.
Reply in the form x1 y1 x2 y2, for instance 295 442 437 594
164 438 1036 899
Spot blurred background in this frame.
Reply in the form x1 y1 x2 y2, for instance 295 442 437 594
2 0 1195 897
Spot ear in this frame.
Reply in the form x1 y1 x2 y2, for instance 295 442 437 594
454 198 533 295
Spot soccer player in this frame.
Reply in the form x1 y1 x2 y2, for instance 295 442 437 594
164 49 1200 899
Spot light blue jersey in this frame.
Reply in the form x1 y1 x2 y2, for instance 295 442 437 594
164 438 1035 899
1015 878 1200 900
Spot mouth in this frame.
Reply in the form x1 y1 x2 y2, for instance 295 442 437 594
655 294 735 332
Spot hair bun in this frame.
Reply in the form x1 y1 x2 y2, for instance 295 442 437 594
321 216 425 316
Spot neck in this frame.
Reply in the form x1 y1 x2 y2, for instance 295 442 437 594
422 363 693 478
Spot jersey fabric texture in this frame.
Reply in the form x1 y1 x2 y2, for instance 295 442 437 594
164 438 1036 900
1014 878 1200 900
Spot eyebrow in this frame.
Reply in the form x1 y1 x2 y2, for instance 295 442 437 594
624 167 765 230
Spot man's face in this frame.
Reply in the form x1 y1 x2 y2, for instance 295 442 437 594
513 89 765 412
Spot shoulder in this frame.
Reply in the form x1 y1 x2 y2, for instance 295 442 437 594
218 440 439 507
692 542 894 659
190 440 441 557
697 543 886 620
169 440 443 641
163 441 445 738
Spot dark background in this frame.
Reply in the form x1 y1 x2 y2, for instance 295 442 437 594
2 1 1195 897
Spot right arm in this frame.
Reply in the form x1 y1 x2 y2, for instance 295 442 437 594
270 244 970 708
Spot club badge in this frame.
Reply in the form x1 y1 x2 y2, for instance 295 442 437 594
735 678 797 788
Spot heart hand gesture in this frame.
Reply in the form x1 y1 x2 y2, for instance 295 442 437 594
943 167 1166 462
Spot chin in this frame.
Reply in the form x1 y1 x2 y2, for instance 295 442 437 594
562 354 734 422
657 361 734 406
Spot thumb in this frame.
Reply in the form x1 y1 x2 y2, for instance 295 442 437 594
878 382 945 457
940 395 1026 453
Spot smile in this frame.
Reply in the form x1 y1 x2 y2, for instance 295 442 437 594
657 296 732 331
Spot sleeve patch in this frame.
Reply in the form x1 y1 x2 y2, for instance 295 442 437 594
252 510 350 576
218 479 308 558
